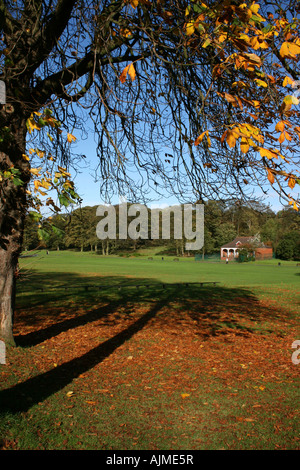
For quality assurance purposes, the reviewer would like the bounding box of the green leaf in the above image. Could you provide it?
[29,211,42,222]
[58,194,70,207]
[37,228,50,241]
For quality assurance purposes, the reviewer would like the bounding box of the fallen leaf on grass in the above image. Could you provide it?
[181,393,190,399]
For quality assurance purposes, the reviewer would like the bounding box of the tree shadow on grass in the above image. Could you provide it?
[0,269,293,414]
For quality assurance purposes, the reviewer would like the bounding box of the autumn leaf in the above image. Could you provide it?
[185,22,195,36]
[120,28,133,38]
[181,393,190,399]
[67,133,76,143]
[128,63,136,81]
[119,63,136,83]
[240,137,250,153]
[280,41,300,59]
[225,128,240,148]
[194,130,210,146]
[282,76,295,87]
[254,79,268,88]
[226,132,236,148]
[30,168,41,176]
[275,121,285,132]
[224,92,237,104]
[243,53,262,67]
[130,0,138,8]
[288,177,296,189]
[267,169,275,184]
[279,131,292,143]
[259,148,279,160]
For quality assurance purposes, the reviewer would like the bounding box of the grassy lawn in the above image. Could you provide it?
[0,251,299,450]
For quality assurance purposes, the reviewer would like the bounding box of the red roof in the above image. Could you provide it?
[221,237,259,248]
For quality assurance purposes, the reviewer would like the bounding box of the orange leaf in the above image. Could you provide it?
[194,130,210,146]
[224,92,237,104]
[226,130,237,148]
[119,63,136,83]
[181,393,190,399]
[130,0,138,8]
[67,133,76,143]
[288,178,296,189]
[128,63,136,81]
[275,121,285,132]
[267,169,274,184]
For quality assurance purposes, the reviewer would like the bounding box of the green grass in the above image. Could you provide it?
[0,251,299,450]
[19,249,300,287]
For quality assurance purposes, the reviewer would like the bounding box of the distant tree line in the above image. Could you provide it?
[22,200,300,261]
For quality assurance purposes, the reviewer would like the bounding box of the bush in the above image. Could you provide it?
[276,232,300,260]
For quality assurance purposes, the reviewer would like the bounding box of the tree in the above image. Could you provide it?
[276,232,300,260]
[1,0,300,345]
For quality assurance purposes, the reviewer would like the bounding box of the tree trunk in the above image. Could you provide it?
[0,249,18,346]
[0,112,28,347]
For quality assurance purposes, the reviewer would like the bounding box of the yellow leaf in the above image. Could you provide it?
[243,53,262,67]
[185,22,195,36]
[67,133,76,143]
[254,79,268,88]
[181,393,190,399]
[40,179,51,190]
[280,41,300,59]
[22,154,30,161]
[252,100,260,108]
[250,2,260,14]
[259,148,279,159]
[30,168,41,175]
[218,33,227,43]
[282,76,295,87]
[27,116,41,133]
[119,63,136,83]
[66,391,74,397]
[240,137,250,153]
[194,130,208,146]
[128,63,136,81]
[130,0,138,8]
